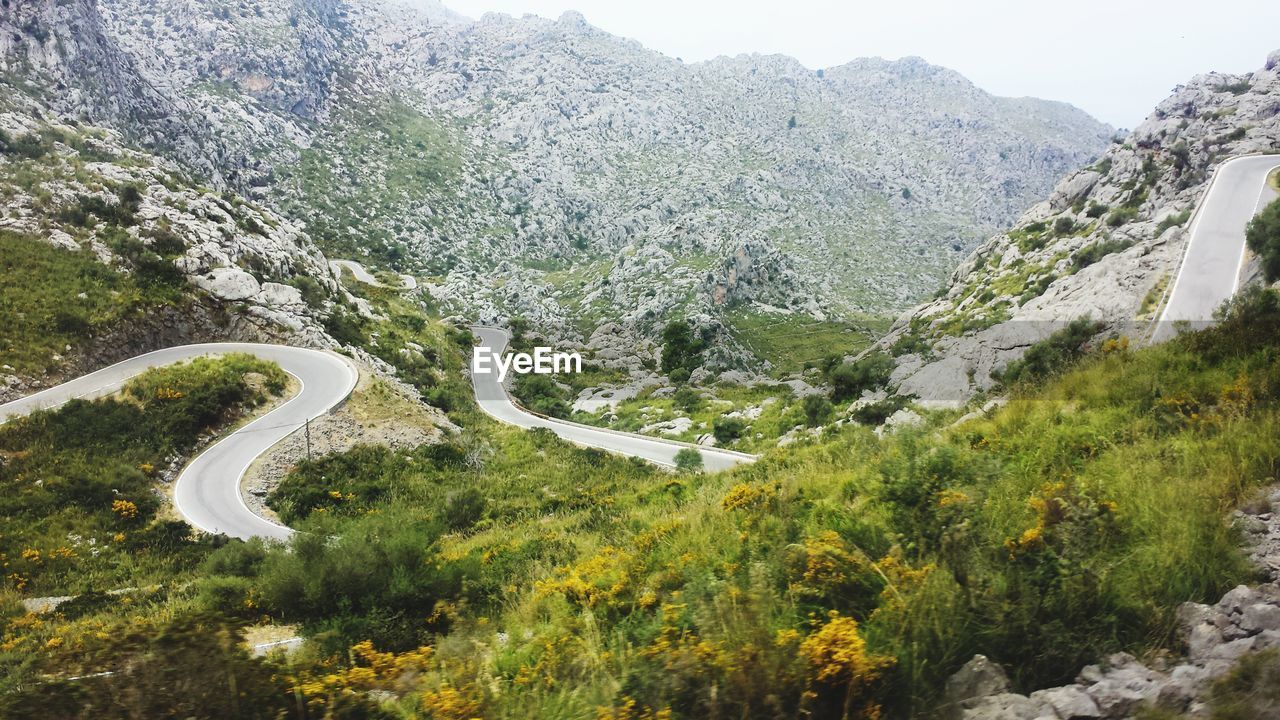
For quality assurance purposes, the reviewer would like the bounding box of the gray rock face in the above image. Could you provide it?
[195,267,261,302]
[877,50,1280,405]
[7,0,1112,368]
[945,654,1012,706]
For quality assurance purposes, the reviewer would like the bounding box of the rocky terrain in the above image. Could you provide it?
[7,0,1113,370]
[944,485,1280,719]
[876,51,1280,406]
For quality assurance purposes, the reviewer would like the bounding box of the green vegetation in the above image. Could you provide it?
[0,232,189,376]
[674,447,703,472]
[727,307,889,375]
[829,352,895,402]
[1246,196,1280,282]
[0,354,285,599]
[994,318,1106,386]
[660,319,707,378]
[278,95,468,270]
[512,373,572,418]
[8,287,1280,717]
[1072,238,1132,272]
[1155,208,1192,236]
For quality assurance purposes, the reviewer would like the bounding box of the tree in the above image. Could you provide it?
[674,448,703,473]
[660,320,707,376]
[1246,196,1280,282]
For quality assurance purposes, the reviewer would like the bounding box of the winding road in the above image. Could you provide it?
[471,326,757,472]
[1151,154,1279,342]
[9,148,1268,542]
[0,344,359,541]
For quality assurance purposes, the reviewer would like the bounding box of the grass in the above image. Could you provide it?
[0,354,286,599]
[0,232,187,376]
[726,306,889,375]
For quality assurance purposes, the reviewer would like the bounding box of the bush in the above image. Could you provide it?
[995,319,1105,385]
[1246,197,1280,282]
[444,487,487,531]
[1106,206,1138,226]
[512,374,571,419]
[802,394,833,426]
[829,353,894,402]
[712,416,746,444]
[1052,217,1076,236]
[673,387,702,413]
[673,447,703,472]
[1071,239,1132,272]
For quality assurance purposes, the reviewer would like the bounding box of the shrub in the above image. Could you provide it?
[673,447,703,472]
[1106,206,1138,226]
[995,319,1105,385]
[672,387,702,413]
[324,307,366,347]
[712,416,746,444]
[802,394,833,426]
[1085,201,1109,218]
[1052,217,1076,236]
[1072,239,1132,271]
[1246,197,1280,282]
[512,374,571,419]
[444,487,486,531]
[829,353,894,402]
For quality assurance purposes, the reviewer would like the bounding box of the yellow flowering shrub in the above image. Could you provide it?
[721,482,777,511]
[534,546,633,608]
[111,499,139,520]
[799,611,892,717]
[596,696,673,720]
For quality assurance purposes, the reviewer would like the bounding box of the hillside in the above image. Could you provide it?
[2,0,1113,370]
[875,50,1280,405]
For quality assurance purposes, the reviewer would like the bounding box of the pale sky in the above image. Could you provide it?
[427,0,1279,128]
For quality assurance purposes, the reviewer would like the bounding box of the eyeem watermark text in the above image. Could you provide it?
[472,347,581,382]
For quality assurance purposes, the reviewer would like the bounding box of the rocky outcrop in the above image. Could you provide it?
[0,0,230,184]
[58,0,1113,364]
[946,487,1280,719]
[878,51,1280,405]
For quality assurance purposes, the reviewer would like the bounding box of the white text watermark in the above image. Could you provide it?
[472,347,582,382]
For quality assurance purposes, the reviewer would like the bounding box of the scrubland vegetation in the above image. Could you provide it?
[6,285,1279,718]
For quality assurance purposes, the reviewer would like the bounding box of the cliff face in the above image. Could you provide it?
[1,0,1115,371]
[876,51,1280,405]
[14,0,1103,361]
[0,0,231,183]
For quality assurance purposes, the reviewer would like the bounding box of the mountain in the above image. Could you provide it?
[5,0,1111,369]
[875,50,1280,405]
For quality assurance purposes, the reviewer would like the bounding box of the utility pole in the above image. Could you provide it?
[305,418,312,462]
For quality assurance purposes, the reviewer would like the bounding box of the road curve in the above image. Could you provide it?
[1152,155,1280,342]
[470,326,756,472]
[0,344,359,541]
[330,259,417,290]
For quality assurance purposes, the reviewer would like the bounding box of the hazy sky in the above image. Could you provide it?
[431,0,1279,128]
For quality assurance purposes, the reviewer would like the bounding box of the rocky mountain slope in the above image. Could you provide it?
[876,50,1280,405]
[6,0,1112,368]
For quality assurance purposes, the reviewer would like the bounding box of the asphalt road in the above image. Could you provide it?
[1152,155,1280,342]
[0,344,359,541]
[330,259,417,290]
[470,326,756,472]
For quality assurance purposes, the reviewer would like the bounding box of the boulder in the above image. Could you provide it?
[944,655,1011,705]
[193,266,260,302]
[1241,603,1280,634]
